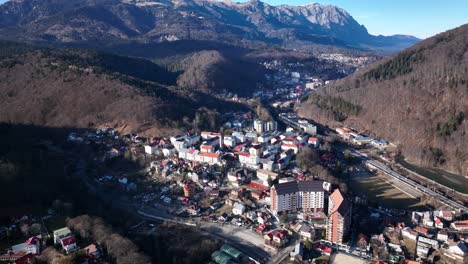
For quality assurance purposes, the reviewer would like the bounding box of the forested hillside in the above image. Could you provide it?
[299,24,468,175]
[0,42,248,134]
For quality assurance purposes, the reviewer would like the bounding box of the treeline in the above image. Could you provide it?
[67,215,150,264]
[134,222,222,264]
[365,49,424,80]
[309,94,362,121]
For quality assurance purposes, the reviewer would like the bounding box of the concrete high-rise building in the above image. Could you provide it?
[271,181,324,215]
[266,120,278,132]
[326,189,351,244]
[254,119,265,133]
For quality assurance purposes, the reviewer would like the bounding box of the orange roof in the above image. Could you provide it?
[329,189,344,212]
[281,143,298,148]
[199,152,220,158]
[415,226,429,234]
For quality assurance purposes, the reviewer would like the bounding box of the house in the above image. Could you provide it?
[11,237,40,255]
[245,132,258,142]
[232,131,246,143]
[435,217,444,229]
[60,236,77,253]
[418,236,439,249]
[232,202,246,215]
[256,169,278,186]
[299,122,317,135]
[201,131,220,140]
[299,224,314,240]
[249,145,263,156]
[402,227,418,241]
[238,152,260,168]
[316,244,332,256]
[412,212,423,224]
[436,230,448,242]
[281,143,300,154]
[262,160,275,171]
[198,152,221,165]
[290,243,304,261]
[450,220,468,231]
[308,137,319,148]
[448,242,468,259]
[144,143,159,155]
[422,212,434,227]
[185,134,201,147]
[201,144,215,153]
[437,210,454,221]
[416,244,430,258]
[352,136,373,145]
[336,127,352,136]
[53,228,73,245]
[371,139,388,148]
[170,133,187,145]
[84,243,101,259]
[223,136,237,148]
[173,140,187,151]
[162,146,176,157]
[414,226,429,237]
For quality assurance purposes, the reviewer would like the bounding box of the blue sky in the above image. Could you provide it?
[0,0,466,38]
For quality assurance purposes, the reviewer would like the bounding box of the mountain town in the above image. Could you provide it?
[0,1,466,264]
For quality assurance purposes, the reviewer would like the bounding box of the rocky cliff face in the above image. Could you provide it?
[0,0,419,53]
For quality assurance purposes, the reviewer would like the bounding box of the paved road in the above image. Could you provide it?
[350,149,468,212]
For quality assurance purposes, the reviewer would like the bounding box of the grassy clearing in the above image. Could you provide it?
[350,175,423,209]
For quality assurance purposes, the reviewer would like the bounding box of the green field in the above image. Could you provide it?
[350,175,424,209]
[398,159,468,194]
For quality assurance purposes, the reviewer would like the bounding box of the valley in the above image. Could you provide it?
[0,1,466,264]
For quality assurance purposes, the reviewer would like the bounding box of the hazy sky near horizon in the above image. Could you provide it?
[0,0,466,39]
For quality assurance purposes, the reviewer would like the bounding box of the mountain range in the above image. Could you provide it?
[0,0,420,54]
[299,24,468,175]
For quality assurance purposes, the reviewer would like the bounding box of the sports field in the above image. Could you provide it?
[350,174,424,209]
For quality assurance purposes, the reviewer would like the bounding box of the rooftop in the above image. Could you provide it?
[272,180,323,195]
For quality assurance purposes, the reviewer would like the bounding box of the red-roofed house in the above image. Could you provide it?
[308,137,319,148]
[197,152,221,165]
[11,237,40,255]
[414,226,429,236]
[60,236,77,253]
[200,144,215,153]
[451,220,468,231]
[281,143,300,154]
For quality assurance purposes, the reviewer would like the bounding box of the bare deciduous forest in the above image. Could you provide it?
[299,24,468,175]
